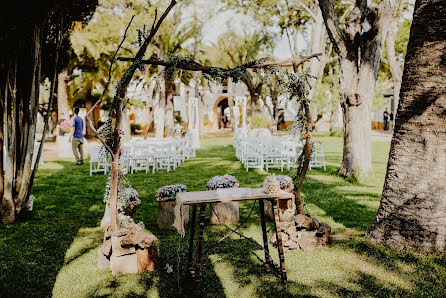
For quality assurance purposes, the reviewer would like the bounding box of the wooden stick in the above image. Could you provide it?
[116,53,322,73]
[109,0,177,232]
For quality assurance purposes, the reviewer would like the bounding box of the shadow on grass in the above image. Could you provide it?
[0,161,107,297]
[3,136,444,297]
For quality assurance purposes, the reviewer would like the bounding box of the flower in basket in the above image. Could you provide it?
[60,119,71,134]
[156,184,187,201]
[206,175,239,190]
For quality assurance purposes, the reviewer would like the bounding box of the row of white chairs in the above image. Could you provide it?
[90,133,196,176]
[233,132,326,172]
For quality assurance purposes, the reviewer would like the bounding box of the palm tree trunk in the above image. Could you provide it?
[57,70,70,121]
[368,0,446,252]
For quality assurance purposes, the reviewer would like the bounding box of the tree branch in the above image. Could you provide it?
[296,0,317,20]
[318,0,348,56]
[85,15,135,118]
[116,53,322,73]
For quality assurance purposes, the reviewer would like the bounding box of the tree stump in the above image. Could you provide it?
[209,202,239,225]
[99,223,158,275]
[158,199,189,230]
[207,178,240,225]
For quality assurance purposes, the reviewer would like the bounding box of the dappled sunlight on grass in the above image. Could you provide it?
[53,226,159,297]
[2,134,445,297]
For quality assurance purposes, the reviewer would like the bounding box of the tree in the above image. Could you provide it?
[318,0,400,178]
[69,0,151,138]
[209,31,273,115]
[152,5,196,137]
[0,1,97,224]
[368,0,446,252]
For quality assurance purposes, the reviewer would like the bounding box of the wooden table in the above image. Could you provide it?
[176,188,294,294]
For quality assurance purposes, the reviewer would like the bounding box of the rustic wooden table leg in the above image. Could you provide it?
[272,199,288,284]
[259,199,272,272]
[187,205,197,272]
[193,204,206,295]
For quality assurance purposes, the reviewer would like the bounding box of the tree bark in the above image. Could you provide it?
[386,17,403,116]
[319,0,400,178]
[164,83,175,137]
[85,90,98,139]
[227,77,235,130]
[154,46,165,138]
[368,0,446,252]
[306,5,327,102]
[57,70,70,121]
[1,27,41,223]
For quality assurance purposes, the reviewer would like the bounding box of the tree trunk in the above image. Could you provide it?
[319,0,400,178]
[338,59,373,177]
[386,17,403,116]
[154,47,165,138]
[164,83,174,137]
[227,77,235,130]
[1,27,41,223]
[306,6,327,102]
[85,91,98,139]
[368,0,446,252]
[330,102,340,133]
[146,79,156,132]
[57,70,70,121]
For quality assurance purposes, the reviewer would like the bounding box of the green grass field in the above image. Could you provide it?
[0,134,444,297]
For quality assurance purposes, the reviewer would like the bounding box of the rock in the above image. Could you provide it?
[136,246,158,271]
[298,231,320,251]
[271,214,332,251]
[99,224,159,274]
[316,222,332,245]
[295,214,320,230]
[111,252,138,276]
[264,198,296,222]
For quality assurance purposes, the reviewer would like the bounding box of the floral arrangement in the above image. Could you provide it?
[206,175,239,190]
[156,184,187,201]
[60,119,71,134]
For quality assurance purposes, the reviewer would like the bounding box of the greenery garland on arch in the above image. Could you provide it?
[93,0,321,233]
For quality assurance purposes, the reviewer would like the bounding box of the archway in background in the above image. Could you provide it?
[213,97,229,129]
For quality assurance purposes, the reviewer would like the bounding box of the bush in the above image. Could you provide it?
[130,123,142,133]
[249,113,270,128]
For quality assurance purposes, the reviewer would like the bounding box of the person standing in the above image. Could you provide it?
[390,112,394,131]
[383,108,389,131]
[70,107,85,165]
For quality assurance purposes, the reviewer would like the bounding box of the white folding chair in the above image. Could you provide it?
[264,142,284,171]
[309,142,326,170]
[244,142,263,172]
[89,147,108,176]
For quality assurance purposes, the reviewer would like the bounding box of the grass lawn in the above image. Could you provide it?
[0,134,445,297]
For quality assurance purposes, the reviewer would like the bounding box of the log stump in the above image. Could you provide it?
[157,199,189,230]
[209,202,239,225]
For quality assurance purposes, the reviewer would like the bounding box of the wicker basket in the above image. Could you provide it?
[263,174,281,194]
